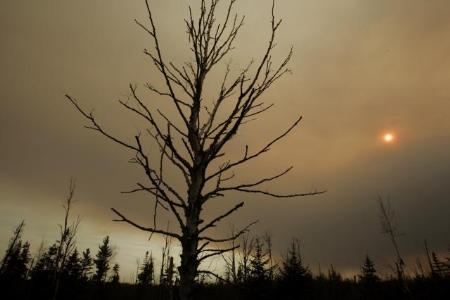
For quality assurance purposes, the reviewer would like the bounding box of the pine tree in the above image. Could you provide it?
[279,239,311,299]
[0,221,27,279]
[249,238,270,283]
[32,243,58,282]
[0,240,31,281]
[63,249,81,281]
[165,256,174,286]
[93,236,113,284]
[359,255,379,284]
[110,263,120,284]
[280,239,310,283]
[18,241,31,279]
[80,248,93,281]
[137,251,154,286]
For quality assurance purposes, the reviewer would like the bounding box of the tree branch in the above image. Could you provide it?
[111,208,181,240]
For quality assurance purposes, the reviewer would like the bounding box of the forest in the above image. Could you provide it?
[0,215,449,300]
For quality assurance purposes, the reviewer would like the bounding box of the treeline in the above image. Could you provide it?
[0,220,449,300]
[0,220,178,300]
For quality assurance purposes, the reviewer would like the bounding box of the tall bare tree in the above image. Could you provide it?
[66,1,322,299]
[377,195,405,280]
[52,179,80,300]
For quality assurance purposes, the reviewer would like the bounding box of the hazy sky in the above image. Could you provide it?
[1,0,449,281]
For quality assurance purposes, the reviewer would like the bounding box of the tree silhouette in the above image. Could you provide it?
[62,249,82,281]
[0,224,31,300]
[249,238,270,283]
[377,196,405,281]
[359,255,379,284]
[0,240,30,282]
[280,238,310,282]
[52,179,80,300]
[0,221,26,278]
[80,248,93,281]
[66,0,322,299]
[137,251,154,286]
[31,243,58,287]
[279,239,311,299]
[110,263,120,284]
[327,265,342,282]
[358,255,380,299]
[93,236,113,284]
[237,233,254,283]
[431,252,449,277]
[161,256,175,287]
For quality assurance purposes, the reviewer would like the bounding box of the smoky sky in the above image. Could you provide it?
[1,0,449,280]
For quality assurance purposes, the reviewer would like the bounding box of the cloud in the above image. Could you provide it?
[1,0,449,278]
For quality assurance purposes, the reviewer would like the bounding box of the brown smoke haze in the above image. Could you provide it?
[1,0,449,279]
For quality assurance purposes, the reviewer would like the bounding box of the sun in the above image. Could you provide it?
[383,133,395,143]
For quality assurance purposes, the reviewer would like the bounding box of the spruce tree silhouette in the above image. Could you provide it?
[32,244,58,284]
[249,238,270,284]
[359,255,379,284]
[80,248,93,281]
[110,263,120,284]
[62,249,82,281]
[358,256,381,300]
[93,236,113,284]
[280,239,311,299]
[0,221,26,278]
[137,251,154,286]
[0,223,32,300]
[3,241,30,281]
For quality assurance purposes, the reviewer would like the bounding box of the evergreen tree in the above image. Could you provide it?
[32,243,58,283]
[18,241,31,279]
[110,263,120,284]
[93,236,113,284]
[279,239,311,299]
[249,238,270,283]
[165,256,175,286]
[0,221,26,279]
[137,251,154,286]
[0,240,31,281]
[62,249,81,281]
[280,239,310,283]
[80,248,93,280]
[359,255,379,284]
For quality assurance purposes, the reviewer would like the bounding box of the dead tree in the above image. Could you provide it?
[66,1,322,299]
[222,226,239,283]
[377,196,405,280]
[52,179,80,300]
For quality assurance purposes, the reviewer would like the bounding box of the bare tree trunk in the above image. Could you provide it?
[179,168,203,300]
[377,196,404,280]
[179,238,198,299]
[67,1,323,300]
[52,179,79,300]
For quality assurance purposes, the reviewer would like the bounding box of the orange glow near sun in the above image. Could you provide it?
[383,133,395,143]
